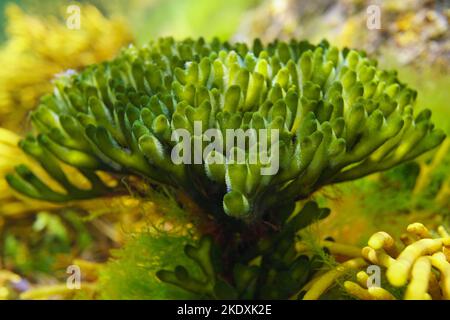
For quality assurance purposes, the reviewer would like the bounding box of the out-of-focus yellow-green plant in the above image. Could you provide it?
[0,5,136,280]
[0,4,133,131]
[0,3,133,217]
[0,270,24,300]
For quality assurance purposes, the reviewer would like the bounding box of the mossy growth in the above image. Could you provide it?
[98,232,202,299]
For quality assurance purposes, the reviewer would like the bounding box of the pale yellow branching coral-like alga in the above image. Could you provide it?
[299,223,450,300]
[0,4,132,130]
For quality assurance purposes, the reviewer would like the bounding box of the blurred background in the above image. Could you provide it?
[0,0,448,299]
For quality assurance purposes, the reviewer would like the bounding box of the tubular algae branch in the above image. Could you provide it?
[6,37,444,222]
[4,37,446,300]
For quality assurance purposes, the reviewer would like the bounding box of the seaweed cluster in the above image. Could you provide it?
[0,4,132,130]
[4,37,445,299]
[303,223,450,300]
[6,37,444,221]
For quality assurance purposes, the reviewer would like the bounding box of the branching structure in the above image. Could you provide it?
[5,37,446,299]
[6,37,444,219]
[302,223,450,300]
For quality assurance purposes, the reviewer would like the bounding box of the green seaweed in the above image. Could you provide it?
[5,37,445,300]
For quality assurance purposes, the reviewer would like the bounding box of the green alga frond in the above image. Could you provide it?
[6,37,444,221]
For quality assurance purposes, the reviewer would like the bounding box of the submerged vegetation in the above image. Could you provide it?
[0,4,132,131]
[305,223,450,300]
[6,38,445,215]
[3,36,447,299]
[0,0,449,301]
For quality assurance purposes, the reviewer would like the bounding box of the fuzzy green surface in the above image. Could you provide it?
[98,232,201,299]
